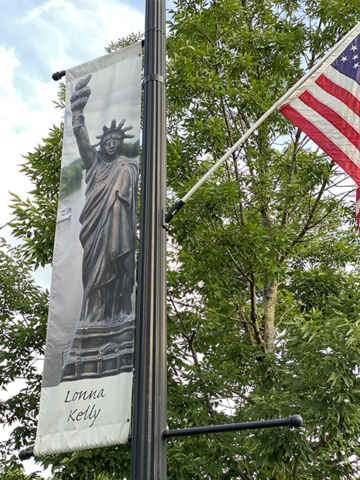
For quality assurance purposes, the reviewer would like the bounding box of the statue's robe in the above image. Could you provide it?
[78,152,138,324]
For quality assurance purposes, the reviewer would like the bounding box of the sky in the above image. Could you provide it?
[0,0,145,283]
[0,0,145,475]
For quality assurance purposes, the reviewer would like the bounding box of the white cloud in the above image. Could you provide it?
[0,47,19,89]
[0,46,62,228]
[23,0,144,73]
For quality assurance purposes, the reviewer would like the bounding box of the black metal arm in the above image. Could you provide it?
[126,414,302,443]
[163,414,303,438]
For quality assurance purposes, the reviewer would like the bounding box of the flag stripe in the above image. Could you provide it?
[316,74,360,117]
[288,98,360,168]
[325,67,360,102]
[281,104,360,186]
[307,83,360,134]
[299,90,360,150]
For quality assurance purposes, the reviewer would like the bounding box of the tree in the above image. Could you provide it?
[163,0,360,477]
[0,456,43,480]
[3,1,360,478]
[0,242,48,477]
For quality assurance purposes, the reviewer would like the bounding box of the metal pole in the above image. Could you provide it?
[130,0,167,475]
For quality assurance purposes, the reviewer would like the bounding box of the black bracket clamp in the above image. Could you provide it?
[165,200,185,224]
[19,448,35,461]
[52,70,66,81]
[143,74,165,86]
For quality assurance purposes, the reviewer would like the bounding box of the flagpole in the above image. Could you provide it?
[165,23,359,224]
[130,0,167,476]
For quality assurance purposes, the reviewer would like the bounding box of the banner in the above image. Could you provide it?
[34,42,142,455]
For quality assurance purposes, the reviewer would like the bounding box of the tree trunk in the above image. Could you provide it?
[263,279,278,353]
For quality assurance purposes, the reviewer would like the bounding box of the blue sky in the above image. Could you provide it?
[0,0,146,290]
[1,0,145,87]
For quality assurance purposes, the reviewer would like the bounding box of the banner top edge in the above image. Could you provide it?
[66,42,142,83]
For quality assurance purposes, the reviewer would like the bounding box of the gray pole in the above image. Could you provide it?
[130,0,167,475]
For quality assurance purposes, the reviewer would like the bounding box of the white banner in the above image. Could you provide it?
[34,42,142,455]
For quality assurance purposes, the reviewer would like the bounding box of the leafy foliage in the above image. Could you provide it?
[60,159,83,199]
[9,123,63,269]
[0,242,48,476]
[164,0,360,478]
[0,456,43,480]
[3,3,360,479]
[105,32,144,54]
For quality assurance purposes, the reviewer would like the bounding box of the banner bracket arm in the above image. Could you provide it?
[163,415,303,439]
[19,415,302,461]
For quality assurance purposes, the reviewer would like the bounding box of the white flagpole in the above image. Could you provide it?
[165,23,359,223]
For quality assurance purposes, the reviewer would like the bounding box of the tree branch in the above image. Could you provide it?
[291,175,329,247]
[281,128,301,227]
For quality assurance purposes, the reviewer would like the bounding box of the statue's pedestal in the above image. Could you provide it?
[61,316,134,382]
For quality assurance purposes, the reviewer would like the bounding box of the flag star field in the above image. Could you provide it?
[332,37,360,82]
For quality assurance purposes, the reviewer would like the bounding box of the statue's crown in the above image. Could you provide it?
[95,119,135,146]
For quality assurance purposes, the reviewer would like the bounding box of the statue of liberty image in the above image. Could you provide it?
[61,74,138,382]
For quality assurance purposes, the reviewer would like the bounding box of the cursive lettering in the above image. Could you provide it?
[64,388,105,403]
[67,404,101,428]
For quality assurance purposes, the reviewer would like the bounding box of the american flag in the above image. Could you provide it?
[280,25,360,232]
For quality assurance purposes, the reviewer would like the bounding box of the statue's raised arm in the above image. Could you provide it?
[70,74,95,169]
